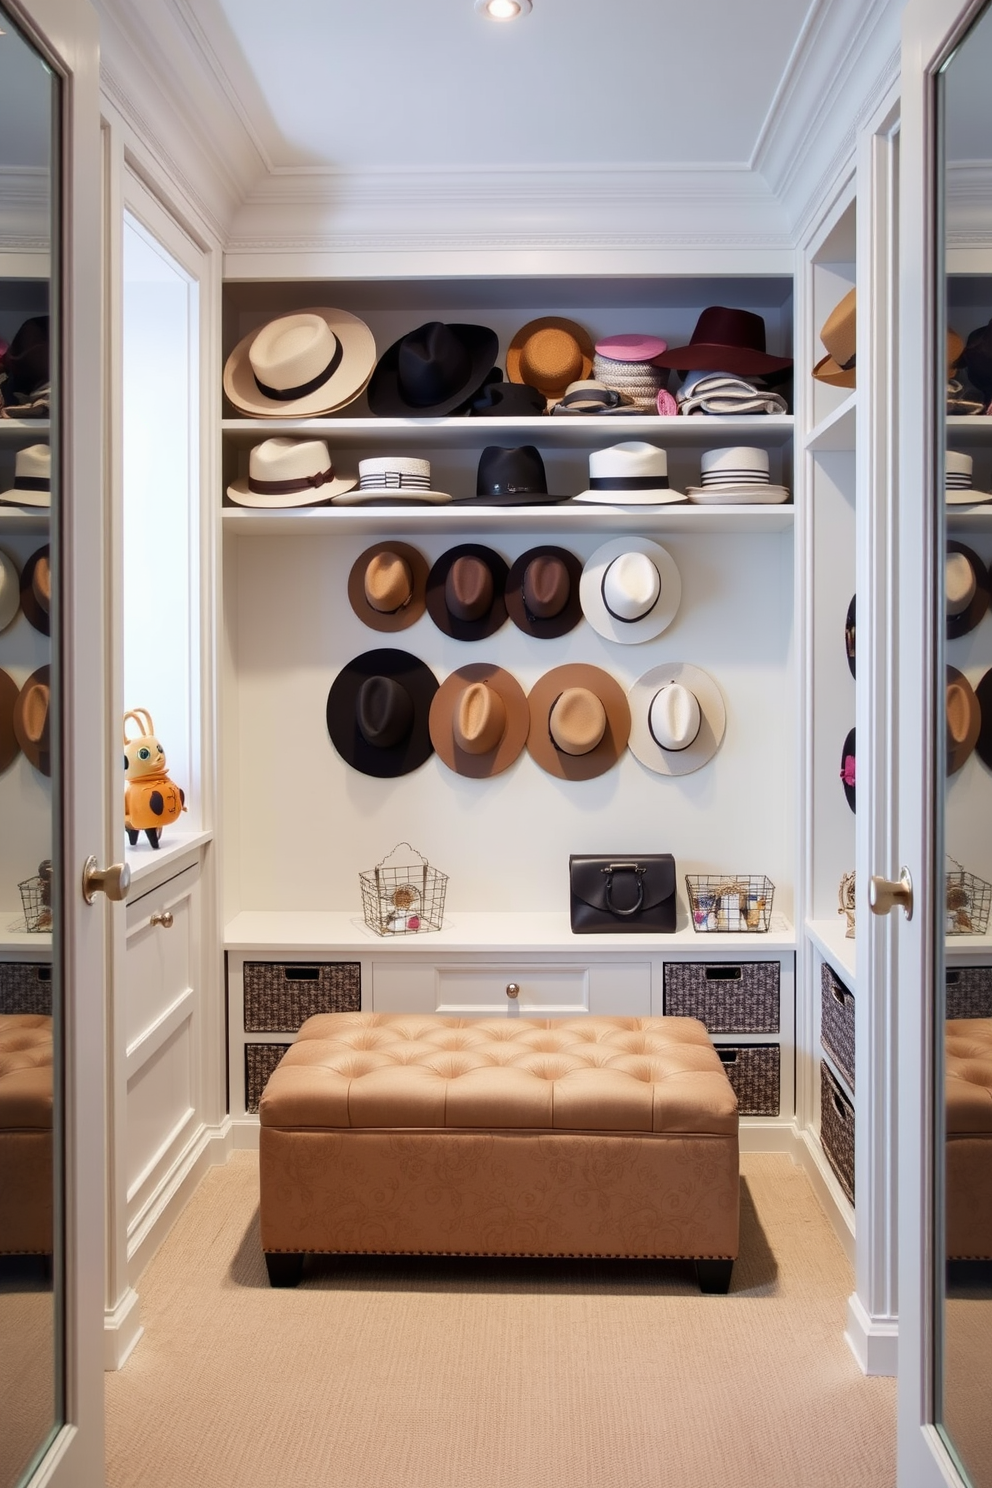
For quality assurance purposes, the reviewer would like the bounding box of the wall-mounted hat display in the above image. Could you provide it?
[573,441,686,507]
[347,542,429,632]
[428,663,529,779]
[845,595,856,679]
[0,444,50,508]
[336,456,451,506]
[652,306,793,377]
[973,668,992,772]
[226,437,356,508]
[427,545,509,641]
[20,545,49,636]
[14,664,50,776]
[0,549,20,632]
[505,545,583,639]
[946,541,990,638]
[812,288,856,387]
[0,668,19,773]
[946,451,991,506]
[627,663,727,777]
[946,665,981,775]
[580,536,681,645]
[367,320,499,417]
[223,308,376,418]
[453,445,570,507]
[526,663,630,781]
[840,728,855,813]
[468,379,546,417]
[326,649,438,778]
[506,318,594,400]
[686,446,790,505]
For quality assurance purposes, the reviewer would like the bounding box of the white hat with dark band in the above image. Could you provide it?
[579,536,681,645]
[227,438,356,507]
[627,663,727,776]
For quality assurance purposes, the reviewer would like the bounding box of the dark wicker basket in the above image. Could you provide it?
[243,961,361,1032]
[663,961,779,1033]
[716,1044,780,1116]
[945,965,992,1020]
[820,963,855,1093]
[0,962,52,1016]
[820,1061,855,1205]
[244,1043,292,1114]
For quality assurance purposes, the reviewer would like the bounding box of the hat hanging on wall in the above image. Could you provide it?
[426,544,509,641]
[652,306,793,377]
[812,288,856,387]
[973,667,992,772]
[347,542,429,632]
[840,727,856,813]
[334,456,451,505]
[326,648,439,778]
[223,307,377,418]
[453,445,571,507]
[579,536,681,645]
[226,437,356,508]
[20,545,50,636]
[626,663,727,777]
[0,549,20,632]
[0,668,20,773]
[506,318,594,400]
[946,665,981,775]
[13,664,50,777]
[946,541,990,638]
[845,595,856,679]
[0,444,51,508]
[428,663,530,779]
[573,442,686,507]
[367,321,499,417]
[504,545,584,639]
[526,663,631,781]
[686,446,790,505]
[946,451,992,506]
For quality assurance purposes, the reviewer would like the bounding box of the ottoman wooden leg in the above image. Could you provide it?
[695,1259,733,1294]
[265,1252,304,1288]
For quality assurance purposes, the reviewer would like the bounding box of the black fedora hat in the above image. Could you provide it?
[469,378,547,418]
[367,321,499,418]
[505,545,584,639]
[946,541,990,639]
[974,667,992,772]
[426,545,509,642]
[326,648,439,778]
[840,727,856,813]
[960,318,992,400]
[845,595,856,679]
[453,446,571,508]
[2,315,49,397]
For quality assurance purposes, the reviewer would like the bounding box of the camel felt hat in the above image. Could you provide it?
[627,663,727,777]
[580,536,681,645]
[0,444,50,508]
[13,665,51,776]
[428,663,529,778]
[426,545,509,642]
[686,446,790,505]
[505,545,584,639]
[0,549,20,632]
[526,663,631,781]
[453,445,571,507]
[367,320,499,418]
[946,542,990,638]
[972,667,992,771]
[0,668,19,773]
[947,666,981,775]
[326,648,438,778]
[348,542,429,632]
[573,442,686,506]
[20,545,50,636]
[223,307,376,418]
[506,318,594,399]
[946,450,991,506]
[334,456,451,505]
[227,438,356,507]
[813,288,856,387]
[653,306,793,377]
[841,728,856,812]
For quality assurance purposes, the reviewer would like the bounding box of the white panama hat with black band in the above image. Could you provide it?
[627,663,727,777]
[573,441,687,506]
[579,536,681,645]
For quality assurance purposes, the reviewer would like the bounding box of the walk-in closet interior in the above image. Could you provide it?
[0,0,989,1484]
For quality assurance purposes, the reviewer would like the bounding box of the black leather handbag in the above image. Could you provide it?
[568,855,677,934]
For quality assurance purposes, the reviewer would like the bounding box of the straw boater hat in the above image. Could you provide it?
[226,438,356,508]
[947,666,981,775]
[335,456,451,506]
[840,728,856,812]
[0,549,20,632]
[626,663,727,777]
[579,536,681,645]
[506,318,594,400]
[325,649,439,779]
[526,663,631,781]
[813,289,856,387]
[0,668,19,773]
[20,545,50,636]
[453,445,570,507]
[0,444,51,508]
[653,307,793,377]
[367,321,499,417]
[428,663,530,779]
[686,446,790,505]
[946,541,990,639]
[348,542,429,633]
[504,545,584,639]
[946,451,991,506]
[223,307,376,418]
[426,545,509,641]
[573,442,686,506]
[13,664,50,776]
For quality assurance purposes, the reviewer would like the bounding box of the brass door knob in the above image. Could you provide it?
[869,868,914,921]
[506,982,520,999]
[150,910,174,929]
[81,856,131,905]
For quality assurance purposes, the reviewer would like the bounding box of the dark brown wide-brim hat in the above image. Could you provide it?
[946,541,990,639]
[973,667,992,771]
[367,321,499,418]
[0,667,19,773]
[429,663,530,778]
[527,663,631,781]
[947,665,981,775]
[426,544,509,641]
[652,306,793,377]
[326,649,439,778]
[347,542,429,633]
[13,664,51,776]
[505,545,584,639]
[20,545,50,637]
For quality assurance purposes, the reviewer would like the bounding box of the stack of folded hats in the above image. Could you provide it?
[653,306,793,416]
[675,371,788,416]
[592,334,668,411]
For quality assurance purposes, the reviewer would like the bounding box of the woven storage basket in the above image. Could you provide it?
[0,962,52,1016]
[945,965,992,1020]
[820,1061,855,1205]
[245,1043,291,1114]
[716,1044,779,1116]
[685,874,774,933]
[663,961,779,1033]
[820,963,855,1092]
[243,961,360,1032]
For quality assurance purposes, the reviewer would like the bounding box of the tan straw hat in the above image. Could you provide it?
[527,663,630,781]
[20,545,49,636]
[506,318,594,399]
[429,663,529,778]
[223,307,376,418]
[347,542,429,633]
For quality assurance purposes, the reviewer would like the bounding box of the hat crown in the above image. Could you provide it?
[365,552,413,614]
[946,550,977,614]
[690,305,768,355]
[519,327,584,393]
[21,681,49,746]
[453,681,506,755]
[946,450,973,478]
[397,322,471,408]
[699,445,771,486]
[248,313,337,394]
[523,555,569,619]
[549,687,607,756]
[595,333,667,362]
[446,555,494,621]
[3,315,49,393]
[947,680,972,746]
[32,553,50,613]
[588,440,669,483]
[648,683,701,752]
[13,444,50,482]
[356,675,413,749]
[476,445,546,498]
[601,551,661,622]
[248,437,333,485]
[819,289,856,365]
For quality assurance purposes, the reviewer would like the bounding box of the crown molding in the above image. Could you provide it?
[0,166,49,250]
[946,162,992,245]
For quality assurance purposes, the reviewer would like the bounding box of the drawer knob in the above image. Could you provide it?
[150,910,174,929]
[506,982,520,999]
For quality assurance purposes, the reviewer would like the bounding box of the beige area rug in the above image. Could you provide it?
[105,1151,896,1488]
[944,1271,992,1488]
[0,1279,55,1488]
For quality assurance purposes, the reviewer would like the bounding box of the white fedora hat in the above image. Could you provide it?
[223,307,376,418]
[0,444,50,508]
[573,442,686,506]
[686,446,790,505]
[946,450,991,506]
[627,663,727,776]
[0,548,19,632]
[333,456,451,506]
[227,438,356,507]
[579,536,681,645]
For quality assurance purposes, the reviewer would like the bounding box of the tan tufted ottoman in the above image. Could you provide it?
[0,1013,53,1256]
[259,1012,739,1293]
[946,1018,992,1260]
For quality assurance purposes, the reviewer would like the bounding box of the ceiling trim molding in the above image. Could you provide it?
[947,162,992,244]
[226,231,796,253]
[0,166,49,249]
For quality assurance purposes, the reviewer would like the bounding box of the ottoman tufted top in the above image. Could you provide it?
[259,1012,737,1136]
[0,1013,53,1129]
[946,1018,992,1134]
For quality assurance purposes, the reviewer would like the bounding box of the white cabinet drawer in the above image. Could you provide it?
[372,959,651,1017]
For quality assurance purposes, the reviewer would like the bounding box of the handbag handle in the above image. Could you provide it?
[601,862,645,916]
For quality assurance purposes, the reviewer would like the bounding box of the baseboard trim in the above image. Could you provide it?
[126,1118,234,1286]
[231,1116,261,1150]
[846,1290,898,1377]
[104,1285,142,1371]
[790,1126,856,1266]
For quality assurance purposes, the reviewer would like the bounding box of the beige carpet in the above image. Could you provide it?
[0,1281,55,1488]
[944,1270,992,1488]
[105,1151,896,1488]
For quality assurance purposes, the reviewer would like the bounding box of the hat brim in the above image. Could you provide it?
[426,545,509,641]
[469,384,547,418]
[223,307,376,418]
[326,648,438,778]
[429,664,530,778]
[973,667,992,772]
[505,545,584,639]
[226,473,357,507]
[947,665,981,775]
[0,667,19,773]
[846,595,856,680]
[653,344,793,375]
[333,488,452,506]
[0,550,20,632]
[506,318,595,397]
[627,663,726,777]
[20,546,49,636]
[947,541,991,638]
[366,323,499,418]
[686,485,790,505]
[572,487,687,506]
[0,488,50,507]
[946,489,992,505]
[812,353,856,388]
[842,726,856,813]
[13,664,50,776]
[451,491,573,507]
[594,337,668,362]
[526,664,631,781]
[580,537,682,645]
[347,542,429,633]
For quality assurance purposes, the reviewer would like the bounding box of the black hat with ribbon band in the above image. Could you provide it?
[223,307,376,418]
[505,545,584,639]
[227,438,356,508]
[367,321,499,418]
[326,649,439,778]
[2,316,49,397]
[452,446,571,507]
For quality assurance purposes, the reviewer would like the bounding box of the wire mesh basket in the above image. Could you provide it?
[18,875,52,933]
[685,874,774,933]
[359,843,447,936]
[946,857,991,935]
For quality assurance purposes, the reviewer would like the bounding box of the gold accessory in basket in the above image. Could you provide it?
[838,871,856,939]
[685,874,774,933]
[946,856,991,935]
[360,842,447,936]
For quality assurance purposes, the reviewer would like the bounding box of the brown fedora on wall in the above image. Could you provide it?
[347,542,429,633]
[20,545,50,636]
[13,665,50,776]
[505,545,584,639]
[947,665,981,775]
[429,663,529,778]
[0,668,20,773]
[426,545,509,642]
[527,663,630,781]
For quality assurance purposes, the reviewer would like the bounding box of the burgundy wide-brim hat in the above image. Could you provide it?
[652,306,793,377]
[367,321,499,418]
[841,727,856,813]
[13,664,51,776]
[0,667,19,773]
[20,545,50,636]
[326,648,439,779]
[426,544,509,641]
[347,542,429,633]
[526,663,631,781]
[505,545,584,639]
[428,663,530,779]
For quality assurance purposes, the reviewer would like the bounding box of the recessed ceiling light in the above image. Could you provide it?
[475,0,531,20]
